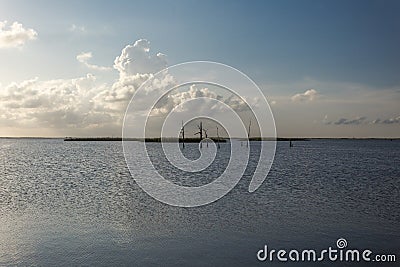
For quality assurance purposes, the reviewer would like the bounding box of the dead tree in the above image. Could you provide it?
[216,125,220,149]
[180,120,185,149]
[194,121,203,148]
[203,128,209,148]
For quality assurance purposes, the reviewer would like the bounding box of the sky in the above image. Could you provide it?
[0,0,399,137]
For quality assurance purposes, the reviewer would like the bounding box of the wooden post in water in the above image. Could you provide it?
[204,128,209,148]
[180,120,185,149]
[216,125,220,149]
[247,119,251,148]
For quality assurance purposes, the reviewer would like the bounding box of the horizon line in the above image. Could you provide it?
[1,136,400,140]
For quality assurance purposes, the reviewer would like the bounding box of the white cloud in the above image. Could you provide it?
[0,38,174,136]
[0,21,37,48]
[4,36,396,138]
[150,85,220,115]
[291,89,319,102]
[0,36,265,136]
[149,84,254,118]
[95,39,173,113]
[0,74,122,130]
[114,39,167,77]
[76,52,112,71]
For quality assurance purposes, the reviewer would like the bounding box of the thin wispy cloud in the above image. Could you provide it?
[333,116,367,125]
[323,115,400,126]
[371,116,400,125]
[0,21,37,48]
[382,116,400,124]
[76,52,112,71]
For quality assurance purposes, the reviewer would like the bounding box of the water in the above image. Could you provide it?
[0,139,399,266]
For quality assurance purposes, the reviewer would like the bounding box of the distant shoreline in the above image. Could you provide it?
[1,137,399,141]
[63,137,400,142]
[64,137,227,142]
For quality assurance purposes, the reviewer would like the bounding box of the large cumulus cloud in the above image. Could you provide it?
[0,74,112,129]
[114,39,167,77]
[0,39,174,135]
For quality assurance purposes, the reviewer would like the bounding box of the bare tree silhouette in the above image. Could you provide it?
[247,119,251,148]
[194,121,203,148]
[180,120,185,149]
[203,128,209,148]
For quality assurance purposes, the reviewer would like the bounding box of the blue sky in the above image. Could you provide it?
[0,0,399,137]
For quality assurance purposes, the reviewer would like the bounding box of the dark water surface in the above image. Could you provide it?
[0,139,399,266]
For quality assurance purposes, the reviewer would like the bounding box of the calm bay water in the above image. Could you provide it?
[0,139,399,266]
